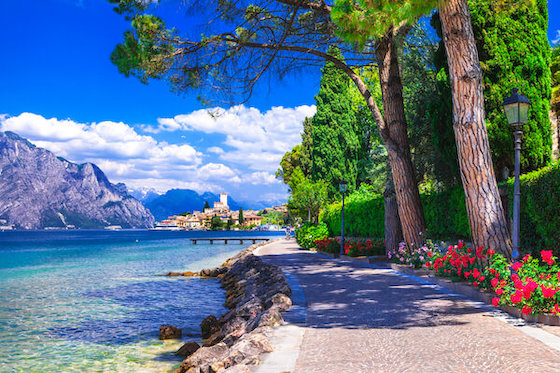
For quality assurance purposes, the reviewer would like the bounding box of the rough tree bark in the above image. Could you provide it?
[375,31,426,249]
[439,0,513,259]
[384,176,404,253]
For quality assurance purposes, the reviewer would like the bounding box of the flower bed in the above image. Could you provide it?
[314,237,385,257]
[387,241,439,269]
[424,241,560,322]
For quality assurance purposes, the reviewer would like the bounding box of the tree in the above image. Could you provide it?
[203,201,210,211]
[333,0,514,257]
[469,0,552,175]
[551,45,560,158]
[308,46,362,199]
[288,171,328,222]
[109,0,426,249]
[238,207,244,225]
[211,215,223,230]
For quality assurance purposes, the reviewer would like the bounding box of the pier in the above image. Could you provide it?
[190,237,271,245]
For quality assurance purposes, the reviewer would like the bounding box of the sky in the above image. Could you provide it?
[0,0,559,205]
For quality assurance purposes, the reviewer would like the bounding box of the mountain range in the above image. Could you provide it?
[0,131,154,229]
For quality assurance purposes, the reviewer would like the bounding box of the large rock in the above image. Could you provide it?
[176,341,201,357]
[159,325,182,340]
[200,315,221,339]
[246,309,284,332]
[176,342,229,373]
[266,293,292,312]
[0,131,154,229]
[235,296,263,320]
[217,364,251,373]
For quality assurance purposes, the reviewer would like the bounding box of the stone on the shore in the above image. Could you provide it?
[159,324,182,340]
[266,293,292,312]
[217,364,251,373]
[235,296,263,320]
[200,315,221,339]
[176,342,229,373]
[176,341,201,357]
[246,309,284,332]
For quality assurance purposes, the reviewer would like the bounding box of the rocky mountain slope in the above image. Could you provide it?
[0,131,154,229]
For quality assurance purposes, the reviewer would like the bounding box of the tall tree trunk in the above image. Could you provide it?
[439,0,513,259]
[384,176,403,253]
[375,31,426,249]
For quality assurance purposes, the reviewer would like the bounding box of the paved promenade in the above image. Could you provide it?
[254,240,560,373]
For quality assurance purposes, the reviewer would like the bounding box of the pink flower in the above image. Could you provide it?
[492,297,500,307]
[511,262,523,271]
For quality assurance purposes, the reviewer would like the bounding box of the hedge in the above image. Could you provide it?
[321,161,560,254]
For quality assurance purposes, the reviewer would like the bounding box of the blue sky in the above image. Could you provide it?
[0,0,559,205]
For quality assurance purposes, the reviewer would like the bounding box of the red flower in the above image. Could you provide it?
[511,291,523,304]
[492,297,500,307]
[491,278,499,288]
[514,280,524,290]
[479,276,485,282]
[472,268,481,279]
[511,273,519,282]
[500,279,507,287]
[552,304,560,314]
[522,254,531,263]
[487,249,496,256]
[473,281,479,287]
[496,288,504,296]
[522,305,533,316]
[511,262,523,271]
[541,250,555,265]
[489,268,496,275]
[541,285,557,298]
[464,271,471,278]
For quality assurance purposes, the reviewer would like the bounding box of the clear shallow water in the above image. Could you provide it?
[0,230,282,372]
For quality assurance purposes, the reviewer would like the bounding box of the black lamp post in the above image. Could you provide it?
[339,180,348,257]
[502,88,531,257]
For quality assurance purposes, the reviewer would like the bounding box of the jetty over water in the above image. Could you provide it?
[190,237,271,245]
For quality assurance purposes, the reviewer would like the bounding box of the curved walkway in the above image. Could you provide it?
[253,240,560,373]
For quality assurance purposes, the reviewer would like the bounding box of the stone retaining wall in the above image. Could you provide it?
[171,239,293,373]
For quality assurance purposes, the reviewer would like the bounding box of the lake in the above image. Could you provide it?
[0,230,283,372]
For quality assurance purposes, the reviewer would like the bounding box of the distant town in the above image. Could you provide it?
[153,193,288,231]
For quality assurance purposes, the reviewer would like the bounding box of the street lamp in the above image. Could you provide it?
[339,180,348,257]
[502,87,531,256]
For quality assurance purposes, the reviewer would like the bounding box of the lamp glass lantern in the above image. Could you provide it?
[339,180,348,194]
[502,88,531,130]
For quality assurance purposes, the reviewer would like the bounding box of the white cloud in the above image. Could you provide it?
[155,104,316,171]
[554,30,560,45]
[0,107,306,204]
[207,146,224,154]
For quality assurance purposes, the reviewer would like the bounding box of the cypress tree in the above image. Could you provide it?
[238,207,244,225]
[309,46,361,199]
[469,0,552,174]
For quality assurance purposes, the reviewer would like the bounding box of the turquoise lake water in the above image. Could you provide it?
[0,230,282,372]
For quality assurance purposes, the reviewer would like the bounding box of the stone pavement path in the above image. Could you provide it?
[254,240,560,373]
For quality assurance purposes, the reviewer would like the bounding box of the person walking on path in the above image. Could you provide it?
[254,240,560,373]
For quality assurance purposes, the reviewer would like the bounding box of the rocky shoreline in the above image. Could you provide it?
[165,239,292,373]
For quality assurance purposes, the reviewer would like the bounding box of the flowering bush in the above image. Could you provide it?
[488,250,560,316]
[315,237,385,257]
[388,241,439,269]
[424,241,560,317]
[426,241,493,287]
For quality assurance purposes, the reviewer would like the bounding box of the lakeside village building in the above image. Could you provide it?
[154,193,287,230]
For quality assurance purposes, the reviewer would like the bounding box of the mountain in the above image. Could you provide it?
[145,189,247,221]
[0,131,154,229]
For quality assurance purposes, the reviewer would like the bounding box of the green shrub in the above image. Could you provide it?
[295,222,329,250]
[503,161,560,255]
[321,184,384,237]
[322,162,560,255]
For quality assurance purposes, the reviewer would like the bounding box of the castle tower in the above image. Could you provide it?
[220,192,228,207]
